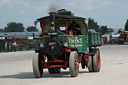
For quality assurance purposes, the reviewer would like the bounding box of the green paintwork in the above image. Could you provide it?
[88,32,101,47]
[37,11,102,54]
[44,30,101,54]
[44,35,88,53]
[67,36,88,53]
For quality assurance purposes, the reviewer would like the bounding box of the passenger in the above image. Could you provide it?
[68,21,82,35]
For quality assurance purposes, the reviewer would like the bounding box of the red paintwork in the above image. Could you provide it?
[71,30,74,35]
[41,59,69,68]
[42,21,44,41]
[65,51,67,60]
[43,33,47,35]
[75,56,78,72]
[65,48,71,52]
[41,65,67,68]
[62,30,66,33]
[66,20,68,35]
[66,20,68,42]
[48,59,64,63]
[84,54,88,61]
[98,54,100,68]
[40,48,72,68]
[41,48,46,60]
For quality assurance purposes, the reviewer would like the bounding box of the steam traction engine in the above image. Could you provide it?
[32,11,102,78]
[118,30,128,44]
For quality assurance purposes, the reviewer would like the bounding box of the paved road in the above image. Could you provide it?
[0,45,128,85]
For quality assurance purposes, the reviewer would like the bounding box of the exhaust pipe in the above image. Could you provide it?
[49,12,56,31]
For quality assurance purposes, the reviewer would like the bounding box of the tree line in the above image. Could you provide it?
[0,22,38,32]
[0,19,120,35]
[125,19,128,31]
[88,18,115,35]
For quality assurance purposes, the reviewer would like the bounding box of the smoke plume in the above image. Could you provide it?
[48,0,62,12]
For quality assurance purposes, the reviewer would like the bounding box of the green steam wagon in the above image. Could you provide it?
[32,10,102,78]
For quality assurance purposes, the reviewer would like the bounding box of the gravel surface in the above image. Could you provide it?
[0,45,128,85]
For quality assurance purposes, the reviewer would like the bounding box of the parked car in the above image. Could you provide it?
[109,37,118,44]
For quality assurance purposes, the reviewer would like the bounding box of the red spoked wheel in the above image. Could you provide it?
[93,49,101,72]
[69,51,79,77]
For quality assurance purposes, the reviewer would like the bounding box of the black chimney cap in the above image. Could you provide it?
[49,12,56,15]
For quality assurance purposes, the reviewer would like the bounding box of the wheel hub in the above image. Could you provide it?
[75,56,79,72]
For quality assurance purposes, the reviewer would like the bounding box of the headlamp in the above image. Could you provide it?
[64,42,68,47]
[40,43,44,47]
[50,27,55,31]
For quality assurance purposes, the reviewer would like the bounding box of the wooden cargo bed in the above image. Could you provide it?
[88,32,102,47]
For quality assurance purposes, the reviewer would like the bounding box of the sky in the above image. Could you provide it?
[0,0,128,30]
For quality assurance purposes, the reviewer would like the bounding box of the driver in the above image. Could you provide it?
[68,21,82,35]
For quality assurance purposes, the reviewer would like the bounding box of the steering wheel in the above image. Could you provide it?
[73,28,82,35]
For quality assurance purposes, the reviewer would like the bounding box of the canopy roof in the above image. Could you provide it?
[37,14,85,21]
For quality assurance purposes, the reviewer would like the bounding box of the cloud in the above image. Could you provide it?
[76,0,94,11]
[0,0,11,7]
[2,0,11,4]
[96,0,112,6]
[20,11,25,15]
[35,5,49,13]
[65,0,94,11]
[66,3,75,6]
[0,0,128,29]
[16,1,30,7]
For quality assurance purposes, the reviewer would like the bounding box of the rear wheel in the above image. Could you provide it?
[88,55,94,72]
[93,49,101,72]
[69,51,79,77]
[32,53,43,78]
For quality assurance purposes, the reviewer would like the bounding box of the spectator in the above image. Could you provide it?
[5,42,7,52]
[12,41,17,52]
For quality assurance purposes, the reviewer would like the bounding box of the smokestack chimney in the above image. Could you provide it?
[49,12,56,31]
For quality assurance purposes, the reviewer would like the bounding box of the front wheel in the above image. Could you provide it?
[32,53,43,78]
[69,51,79,77]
